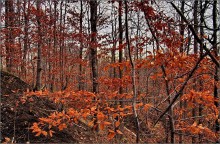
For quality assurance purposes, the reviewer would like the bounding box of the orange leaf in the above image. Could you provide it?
[108,131,116,140]
[115,121,120,128]
[31,122,38,129]
[136,102,143,108]
[100,122,105,130]
[192,121,197,127]
[56,119,61,125]
[103,121,111,125]
[108,129,115,133]
[39,117,51,123]
[116,130,123,135]
[113,113,118,119]
[41,131,48,136]
[157,73,163,77]
[31,123,41,133]
[35,131,41,136]
[178,78,185,83]
[97,112,105,121]
[143,104,152,112]
[49,130,55,137]
[91,106,97,112]
[74,118,78,124]
[88,120,94,127]
[58,123,67,131]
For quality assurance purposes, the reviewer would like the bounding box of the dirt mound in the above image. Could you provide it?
[0,71,77,143]
[1,71,30,96]
[0,71,140,143]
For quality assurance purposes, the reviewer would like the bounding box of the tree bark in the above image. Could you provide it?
[79,0,84,91]
[5,0,14,72]
[124,1,140,143]
[35,0,42,91]
[111,2,116,79]
[21,0,30,80]
[59,1,64,90]
[118,0,123,106]
[179,1,185,142]
[90,0,98,94]
[192,1,198,143]
[50,1,57,92]
[212,1,219,143]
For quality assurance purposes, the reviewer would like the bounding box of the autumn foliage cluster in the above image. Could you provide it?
[1,0,219,143]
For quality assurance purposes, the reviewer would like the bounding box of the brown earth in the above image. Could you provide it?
[0,71,135,143]
[0,71,165,143]
[0,71,78,143]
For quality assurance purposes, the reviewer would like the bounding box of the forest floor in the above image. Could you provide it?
[0,71,139,143]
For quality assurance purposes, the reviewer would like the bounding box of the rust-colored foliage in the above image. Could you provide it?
[1,0,219,143]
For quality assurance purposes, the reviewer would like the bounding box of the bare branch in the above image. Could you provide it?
[154,52,209,126]
[170,2,220,68]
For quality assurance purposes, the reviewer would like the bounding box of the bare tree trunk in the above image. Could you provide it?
[198,1,208,142]
[124,1,140,143]
[90,0,98,132]
[51,1,57,92]
[111,2,116,79]
[161,66,175,143]
[5,0,14,72]
[21,0,30,80]
[179,1,185,143]
[58,1,65,109]
[179,0,185,53]
[62,2,67,90]
[213,1,219,143]
[35,0,42,91]
[90,0,98,94]
[118,0,123,106]
[192,1,198,143]
[79,0,84,91]
[193,0,198,54]
[136,10,140,95]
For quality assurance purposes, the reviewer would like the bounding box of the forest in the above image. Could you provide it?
[0,0,220,143]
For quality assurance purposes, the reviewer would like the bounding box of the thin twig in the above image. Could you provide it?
[170,2,219,68]
[154,52,208,126]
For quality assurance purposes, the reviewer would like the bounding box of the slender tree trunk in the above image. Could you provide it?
[179,0,185,53]
[90,0,98,132]
[59,1,64,90]
[136,10,140,95]
[79,0,84,91]
[16,0,22,76]
[118,0,123,106]
[124,1,140,143]
[186,27,191,54]
[63,2,67,90]
[179,1,185,143]
[48,1,52,92]
[161,66,175,143]
[5,0,14,72]
[51,1,57,92]
[35,0,42,91]
[213,1,219,143]
[193,0,198,54]
[90,0,98,94]
[21,0,30,80]
[198,1,208,142]
[111,2,116,79]
[192,1,198,143]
